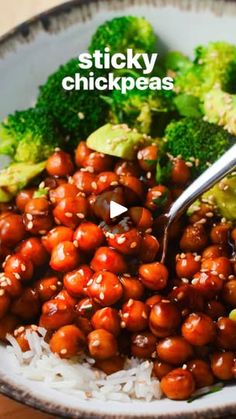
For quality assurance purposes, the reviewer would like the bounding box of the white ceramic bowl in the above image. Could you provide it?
[0,1,236,417]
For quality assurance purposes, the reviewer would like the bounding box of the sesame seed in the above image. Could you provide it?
[60,349,68,355]
[77,213,85,219]
[181,278,189,284]
[219,274,225,280]
[87,279,93,287]
[117,236,126,244]
[21,264,26,272]
[186,162,193,167]
[146,172,152,179]
[127,299,134,307]
[31,325,38,331]
[0,289,5,296]
[91,182,97,190]
[142,311,148,319]
[50,285,57,291]
[65,212,73,218]
[123,313,129,318]
[121,321,126,328]
[110,181,119,186]
[151,351,157,358]
[145,228,152,234]
[206,212,214,218]
[130,242,137,249]
[228,275,235,280]
[191,278,198,285]
[194,255,201,262]
[123,273,131,278]
[78,112,85,120]
[96,274,103,284]
[14,273,21,280]
[26,213,33,221]
[73,240,79,248]
[27,221,33,230]
[99,291,105,300]
[92,340,100,347]
[39,230,47,235]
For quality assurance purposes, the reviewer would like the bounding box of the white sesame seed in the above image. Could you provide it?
[123,313,129,318]
[127,299,134,307]
[91,340,100,347]
[0,289,5,296]
[60,349,68,355]
[91,182,97,190]
[99,291,105,300]
[26,213,33,221]
[110,181,119,186]
[27,221,33,230]
[96,274,103,284]
[142,311,148,319]
[130,242,137,249]
[65,212,73,218]
[50,285,57,291]
[87,279,93,287]
[77,213,85,219]
[121,321,126,328]
[21,264,26,272]
[117,236,126,244]
[194,255,201,262]
[73,240,79,248]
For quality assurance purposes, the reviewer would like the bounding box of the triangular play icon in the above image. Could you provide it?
[110,201,128,219]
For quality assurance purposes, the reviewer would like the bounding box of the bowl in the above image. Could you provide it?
[0,1,236,417]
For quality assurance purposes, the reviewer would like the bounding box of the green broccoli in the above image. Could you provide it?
[164,117,235,174]
[0,108,61,163]
[163,51,192,75]
[201,175,236,221]
[203,88,236,135]
[103,87,174,135]
[0,161,46,202]
[89,16,156,57]
[37,58,109,146]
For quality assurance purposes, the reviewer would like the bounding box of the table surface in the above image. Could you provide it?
[0,2,67,419]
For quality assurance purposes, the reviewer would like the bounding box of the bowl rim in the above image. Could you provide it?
[0,0,236,417]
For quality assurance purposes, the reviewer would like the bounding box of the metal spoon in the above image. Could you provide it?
[161,143,236,263]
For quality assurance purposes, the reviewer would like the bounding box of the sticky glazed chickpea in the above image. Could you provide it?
[119,175,144,205]
[107,228,142,256]
[17,237,48,266]
[95,171,119,194]
[138,234,160,263]
[161,368,195,400]
[176,253,201,279]
[87,271,123,306]
[63,265,93,298]
[191,271,223,299]
[49,183,79,206]
[72,170,96,195]
[149,301,181,338]
[222,279,236,306]
[76,297,101,319]
[16,188,36,212]
[169,284,205,313]
[120,299,150,332]
[131,331,156,358]
[91,247,127,274]
[4,253,34,282]
[137,145,158,172]
[95,356,125,375]
[35,276,62,302]
[75,141,91,168]
[11,288,40,321]
[39,299,74,330]
[55,289,77,308]
[139,262,168,291]
[182,313,216,346]
[91,307,121,336]
[205,300,226,320]
[73,222,105,252]
[216,317,236,350]
[53,196,88,229]
[180,224,208,252]
[50,241,80,272]
[88,329,118,360]
[115,160,141,177]
[83,151,113,173]
[50,325,86,358]
[145,185,171,212]
[156,337,194,365]
[202,244,227,259]
[211,352,235,381]
[210,222,231,245]
[23,197,53,235]
[42,226,74,253]
[46,150,74,177]
[128,206,153,231]
[201,257,232,279]
[0,272,22,298]
[120,276,145,302]
[152,360,173,380]
[0,314,19,341]
[145,295,162,308]
[0,213,26,247]
[187,359,214,388]
[171,158,191,185]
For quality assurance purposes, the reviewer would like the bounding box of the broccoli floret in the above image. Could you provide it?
[203,88,236,135]
[89,16,156,57]
[37,58,109,146]
[163,51,192,75]
[0,161,46,202]
[103,88,174,135]
[164,117,235,174]
[0,108,61,163]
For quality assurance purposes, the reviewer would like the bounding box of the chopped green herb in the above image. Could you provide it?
[187,383,224,403]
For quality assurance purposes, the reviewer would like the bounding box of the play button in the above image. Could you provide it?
[110,201,128,219]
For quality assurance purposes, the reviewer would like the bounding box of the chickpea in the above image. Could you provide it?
[176,253,201,279]
[107,228,142,256]
[63,265,93,298]
[49,183,79,206]
[161,368,195,400]
[115,160,141,177]
[169,284,205,313]
[75,141,91,168]
[13,325,33,352]
[35,276,62,302]
[95,356,125,375]
[18,237,48,266]
[0,314,18,341]
[73,222,105,252]
[187,359,214,388]
[11,288,40,321]
[95,171,119,194]
[216,317,236,350]
[188,203,214,225]
[145,185,171,212]
[156,337,194,365]
[149,301,181,338]
[120,276,145,302]
[139,262,168,291]
[91,307,121,336]
[192,271,223,299]
[210,223,231,245]
[73,170,96,195]
[171,159,190,185]
[180,224,208,252]
[50,241,80,272]
[120,300,150,332]
[145,295,162,308]
[201,257,232,279]
[182,313,216,346]
[131,331,156,359]
[39,299,74,330]
[0,213,26,247]
[128,206,153,230]
[75,316,93,336]
[24,197,53,235]
[205,300,226,320]
[202,244,227,259]
[16,188,36,212]
[53,196,88,229]
[76,297,101,319]
[0,289,11,319]
[88,329,118,360]
[83,151,113,173]
[42,226,74,253]
[55,289,77,308]
[152,361,173,380]
[46,150,74,177]
[0,272,22,298]
[222,279,236,306]
[92,187,125,224]
[137,145,158,172]
[119,175,144,205]
[138,234,160,263]
[211,352,235,380]
[91,247,127,274]
[87,271,123,306]
[50,325,85,358]
[4,253,34,282]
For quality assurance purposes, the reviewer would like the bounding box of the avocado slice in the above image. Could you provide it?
[86,123,152,160]
[202,176,236,220]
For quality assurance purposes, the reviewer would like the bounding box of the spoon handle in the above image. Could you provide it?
[167,143,236,225]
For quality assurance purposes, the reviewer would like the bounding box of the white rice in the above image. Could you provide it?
[6,329,162,402]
